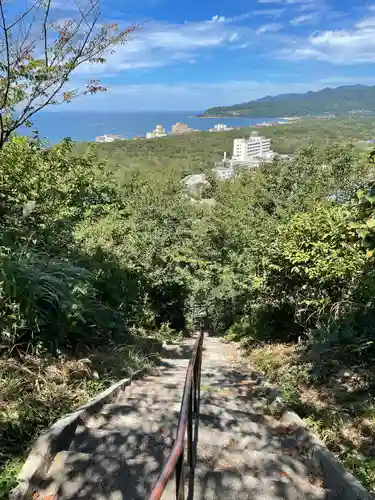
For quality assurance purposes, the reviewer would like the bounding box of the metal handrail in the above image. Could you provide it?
[148,328,204,500]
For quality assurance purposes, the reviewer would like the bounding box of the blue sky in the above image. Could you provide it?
[51,0,375,110]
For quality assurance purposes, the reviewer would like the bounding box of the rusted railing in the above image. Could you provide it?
[148,328,204,500]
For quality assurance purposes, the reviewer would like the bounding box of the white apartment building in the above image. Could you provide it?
[209,123,234,132]
[232,132,271,161]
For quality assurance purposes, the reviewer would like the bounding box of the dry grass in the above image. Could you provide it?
[246,342,375,494]
[0,346,156,499]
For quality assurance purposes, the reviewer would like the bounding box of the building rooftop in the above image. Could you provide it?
[182,173,208,187]
[213,166,233,172]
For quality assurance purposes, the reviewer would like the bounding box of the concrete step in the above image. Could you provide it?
[85,401,182,429]
[38,446,329,500]
[38,448,176,500]
[192,465,330,500]
[83,407,285,455]
[26,334,334,500]
[69,425,176,456]
[190,445,328,500]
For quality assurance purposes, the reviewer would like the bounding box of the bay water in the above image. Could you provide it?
[20,111,281,143]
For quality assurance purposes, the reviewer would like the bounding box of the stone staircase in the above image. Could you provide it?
[35,335,333,500]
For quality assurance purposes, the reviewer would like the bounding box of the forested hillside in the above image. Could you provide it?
[1,119,375,496]
[1,0,374,494]
[73,116,375,166]
[201,84,375,117]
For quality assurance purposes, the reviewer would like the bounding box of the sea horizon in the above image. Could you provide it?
[19,110,282,143]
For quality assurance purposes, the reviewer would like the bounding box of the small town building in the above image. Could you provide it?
[182,173,209,190]
[208,123,234,132]
[95,134,123,143]
[146,124,167,139]
[212,166,235,180]
[172,122,190,134]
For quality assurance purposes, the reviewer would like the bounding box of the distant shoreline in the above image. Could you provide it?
[192,115,245,119]
[194,116,305,120]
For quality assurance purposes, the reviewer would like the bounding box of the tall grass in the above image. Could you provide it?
[0,250,121,353]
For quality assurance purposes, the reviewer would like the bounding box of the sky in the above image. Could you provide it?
[22,0,375,110]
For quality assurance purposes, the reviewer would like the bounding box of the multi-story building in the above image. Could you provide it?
[146,124,167,139]
[215,124,226,132]
[172,122,190,134]
[95,134,123,143]
[213,134,275,179]
[232,132,272,161]
[212,166,235,180]
[209,123,234,132]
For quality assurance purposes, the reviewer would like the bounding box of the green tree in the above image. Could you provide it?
[0,0,137,147]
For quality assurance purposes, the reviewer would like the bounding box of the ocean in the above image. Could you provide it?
[19,111,281,143]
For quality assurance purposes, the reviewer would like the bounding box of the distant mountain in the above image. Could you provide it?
[200,85,375,118]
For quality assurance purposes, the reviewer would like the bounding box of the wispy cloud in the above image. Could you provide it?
[281,13,375,63]
[253,8,285,17]
[64,78,375,111]
[257,0,317,5]
[290,13,320,25]
[256,23,283,34]
[73,14,288,76]
[74,16,246,75]
[356,16,375,28]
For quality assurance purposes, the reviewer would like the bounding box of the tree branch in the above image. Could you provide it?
[0,0,139,146]
[0,0,12,145]
[43,0,52,67]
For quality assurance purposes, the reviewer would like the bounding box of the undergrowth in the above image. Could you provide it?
[2,126,375,497]
[0,345,156,499]
[246,342,375,494]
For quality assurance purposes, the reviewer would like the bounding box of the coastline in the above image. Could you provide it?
[194,115,301,120]
[192,115,244,119]
[192,115,235,119]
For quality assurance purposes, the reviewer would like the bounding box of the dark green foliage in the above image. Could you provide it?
[3,122,375,494]
[202,84,375,117]
[2,121,375,358]
[73,116,375,162]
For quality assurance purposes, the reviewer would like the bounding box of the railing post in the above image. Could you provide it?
[176,450,185,500]
[148,330,204,500]
[187,388,193,468]
[187,386,195,500]
[194,327,203,465]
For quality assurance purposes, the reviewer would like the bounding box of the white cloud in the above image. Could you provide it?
[253,8,285,17]
[49,0,91,12]
[207,15,226,23]
[290,13,319,25]
[72,12,293,77]
[62,78,375,111]
[356,16,375,28]
[256,23,283,34]
[281,14,375,63]
[257,0,317,4]
[229,32,240,42]
[73,17,246,75]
